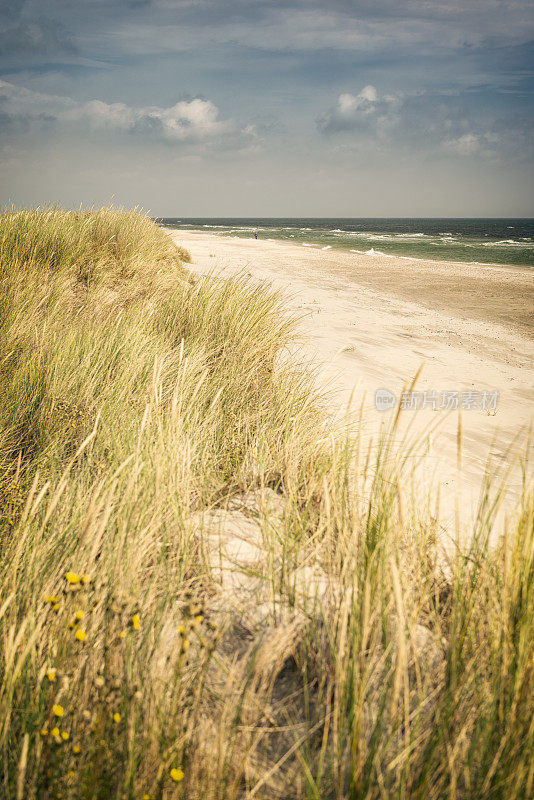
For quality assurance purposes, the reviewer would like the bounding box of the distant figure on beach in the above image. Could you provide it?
[254,231,258,239]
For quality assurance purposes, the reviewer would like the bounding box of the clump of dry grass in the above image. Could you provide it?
[0,208,532,800]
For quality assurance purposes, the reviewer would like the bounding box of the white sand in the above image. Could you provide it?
[170,230,534,543]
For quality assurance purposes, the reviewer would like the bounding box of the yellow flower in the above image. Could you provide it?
[131,614,140,630]
[61,731,69,741]
[118,630,127,639]
[193,614,203,628]
[41,728,49,736]
[177,625,186,635]
[68,770,76,779]
[170,768,185,783]
[65,572,81,584]
[72,745,81,754]
[75,610,84,620]
[51,726,60,738]
[53,604,60,612]
[53,704,64,717]
[75,629,86,642]
[113,713,121,723]
[181,639,190,652]
[46,669,57,682]
[142,795,155,800]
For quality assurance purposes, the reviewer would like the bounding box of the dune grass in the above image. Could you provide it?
[0,208,532,800]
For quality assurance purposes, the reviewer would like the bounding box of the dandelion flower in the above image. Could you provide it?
[53,704,64,717]
[41,728,49,736]
[143,795,155,800]
[177,625,185,635]
[181,639,190,652]
[65,573,81,584]
[118,630,127,639]
[45,596,59,604]
[46,669,57,682]
[68,770,76,779]
[51,726,60,738]
[113,713,121,723]
[75,629,86,642]
[53,604,60,612]
[131,614,140,630]
[75,610,84,620]
[72,745,81,754]
[170,768,185,783]
[61,731,69,741]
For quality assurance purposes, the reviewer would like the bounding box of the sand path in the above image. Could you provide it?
[170,229,534,541]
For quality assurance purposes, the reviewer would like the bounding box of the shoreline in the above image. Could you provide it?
[168,228,534,338]
[161,225,534,272]
[170,228,534,539]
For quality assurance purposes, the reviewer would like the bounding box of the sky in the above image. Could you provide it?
[0,0,533,216]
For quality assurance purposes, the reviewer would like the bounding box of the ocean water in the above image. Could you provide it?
[159,218,534,268]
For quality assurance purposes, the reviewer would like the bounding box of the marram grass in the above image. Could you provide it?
[0,207,532,800]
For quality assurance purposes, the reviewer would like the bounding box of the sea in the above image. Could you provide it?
[159,218,534,268]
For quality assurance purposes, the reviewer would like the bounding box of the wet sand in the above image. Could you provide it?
[170,229,534,542]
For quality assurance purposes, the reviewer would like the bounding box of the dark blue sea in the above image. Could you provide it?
[159,218,534,268]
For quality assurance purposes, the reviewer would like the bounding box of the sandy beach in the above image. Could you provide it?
[171,229,534,541]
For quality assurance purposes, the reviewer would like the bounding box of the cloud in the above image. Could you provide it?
[0,79,256,149]
[317,85,529,162]
[318,85,401,137]
[0,0,77,58]
[443,133,482,156]
[68,0,534,58]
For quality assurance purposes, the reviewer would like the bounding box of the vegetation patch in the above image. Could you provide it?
[0,208,532,799]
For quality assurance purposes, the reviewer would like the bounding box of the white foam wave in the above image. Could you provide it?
[350,248,393,257]
[481,240,529,247]
[366,248,394,257]
[322,245,332,250]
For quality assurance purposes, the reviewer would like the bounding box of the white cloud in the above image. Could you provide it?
[443,132,499,158]
[318,85,400,135]
[444,133,481,155]
[337,86,378,115]
[318,85,509,161]
[0,79,251,147]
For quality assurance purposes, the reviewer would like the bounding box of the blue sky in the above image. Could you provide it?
[0,0,533,215]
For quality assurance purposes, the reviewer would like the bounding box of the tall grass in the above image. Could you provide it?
[0,208,532,799]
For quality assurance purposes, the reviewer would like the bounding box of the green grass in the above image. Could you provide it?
[0,207,532,800]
